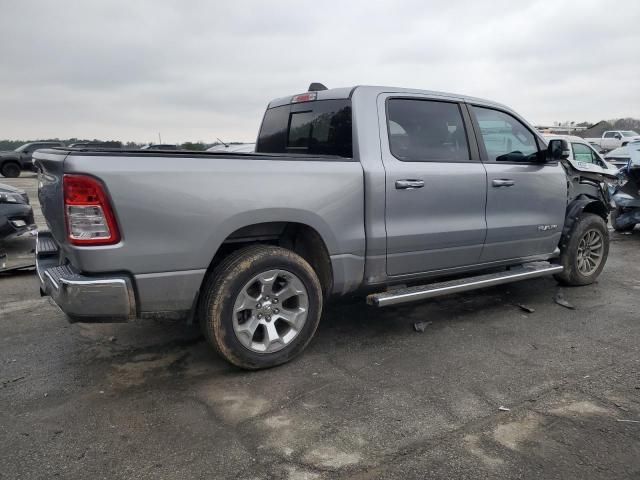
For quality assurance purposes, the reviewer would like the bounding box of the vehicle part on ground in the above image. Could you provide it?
[553,291,575,310]
[554,213,609,286]
[199,245,322,369]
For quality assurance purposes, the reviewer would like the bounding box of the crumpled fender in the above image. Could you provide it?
[559,194,609,251]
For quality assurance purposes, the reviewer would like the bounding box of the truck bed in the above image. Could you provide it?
[34,148,366,313]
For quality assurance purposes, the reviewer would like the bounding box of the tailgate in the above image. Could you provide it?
[33,149,68,247]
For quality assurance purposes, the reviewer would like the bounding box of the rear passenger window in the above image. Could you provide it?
[256,99,352,158]
[386,99,470,162]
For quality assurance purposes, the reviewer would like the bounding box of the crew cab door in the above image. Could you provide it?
[468,105,566,262]
[379,95,487,276]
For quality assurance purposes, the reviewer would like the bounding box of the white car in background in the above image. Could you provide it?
[543,134,619,173]
[585,130,640,152]
[206,143,255,153]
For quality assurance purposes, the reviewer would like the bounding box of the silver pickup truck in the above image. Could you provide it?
[34,84,613,369]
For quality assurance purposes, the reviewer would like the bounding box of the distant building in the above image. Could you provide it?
[574,121,612,139]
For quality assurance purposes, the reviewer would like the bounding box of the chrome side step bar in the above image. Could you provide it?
[367,262,563,307]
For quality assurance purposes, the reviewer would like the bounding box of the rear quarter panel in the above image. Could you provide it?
[60,154,366,280]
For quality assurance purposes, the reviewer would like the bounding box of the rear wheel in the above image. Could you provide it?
[554,213,609,286]
[199,245,323,369]
[610,207,635,232]
[0,162,21,178]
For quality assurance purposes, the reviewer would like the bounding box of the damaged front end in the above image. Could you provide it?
[610,163,640,230]
[561,153,617,211]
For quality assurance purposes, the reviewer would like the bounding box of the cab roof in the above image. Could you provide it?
[266,85,511,111]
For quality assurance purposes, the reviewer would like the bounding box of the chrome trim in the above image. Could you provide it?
[36,232,136,321]
[368,263,563,307]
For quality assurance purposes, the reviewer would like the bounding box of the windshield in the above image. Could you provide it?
[621,131,639,137]
[14,143,31,152]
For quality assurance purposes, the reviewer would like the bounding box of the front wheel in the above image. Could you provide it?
[199,245,323,369]
[554,213,609,286]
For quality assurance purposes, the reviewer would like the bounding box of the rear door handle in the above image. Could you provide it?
[492,179,515,187]
[395,179,424,190]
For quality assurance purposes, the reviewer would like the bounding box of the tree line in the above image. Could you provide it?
[553,117,640,130]
[0,138,246,151]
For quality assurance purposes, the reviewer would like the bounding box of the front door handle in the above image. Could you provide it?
[492,179,515,187]
[395,179,425,190]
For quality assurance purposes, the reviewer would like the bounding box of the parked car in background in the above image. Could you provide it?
[34,84,613,369]
[141,144,180,150]
[0,183,36,239]
[207,143,255,153]
[586,130,640,152]
[604,141,640,167]
[543,135,619,173]
[0,141,64,177]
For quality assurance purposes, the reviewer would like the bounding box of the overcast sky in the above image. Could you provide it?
[0,0,639,143]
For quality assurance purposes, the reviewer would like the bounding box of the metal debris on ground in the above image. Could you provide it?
[498,406,510,412]
[413,321,433,332]
[516,304,535,313]
[1,376,25,387]
[554,292,575,310]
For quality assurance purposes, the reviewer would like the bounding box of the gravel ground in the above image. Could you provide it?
[1,173,639,479]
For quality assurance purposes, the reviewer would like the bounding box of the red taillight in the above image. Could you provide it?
[63,174,120,246]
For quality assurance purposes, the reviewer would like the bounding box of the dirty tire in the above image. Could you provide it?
[0,162,21,178]
[610,207,635,232]
[199,245,322,370]
[554,213,609,286]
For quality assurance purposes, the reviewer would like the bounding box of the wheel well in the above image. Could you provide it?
[207,222,333,297]
[583,200,608,219]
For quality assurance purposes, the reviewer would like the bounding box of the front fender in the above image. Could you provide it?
[559,195,608,250]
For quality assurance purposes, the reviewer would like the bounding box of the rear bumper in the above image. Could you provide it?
[36,232,136,322]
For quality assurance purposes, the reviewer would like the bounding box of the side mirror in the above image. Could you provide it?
[615,134,622,140]
[548,139,570,161]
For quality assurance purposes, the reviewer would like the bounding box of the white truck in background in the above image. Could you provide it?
[586,130,640,152]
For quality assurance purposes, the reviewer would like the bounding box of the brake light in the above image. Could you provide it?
[63,174,120,245]
[291,92,317,103]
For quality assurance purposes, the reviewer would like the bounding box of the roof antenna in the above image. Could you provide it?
[308,83,328,92]
[217,137,229,148]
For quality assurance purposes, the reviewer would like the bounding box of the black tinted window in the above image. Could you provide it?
[472,106,539,163]
[386,99,470,162]
[256,99,352,157]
